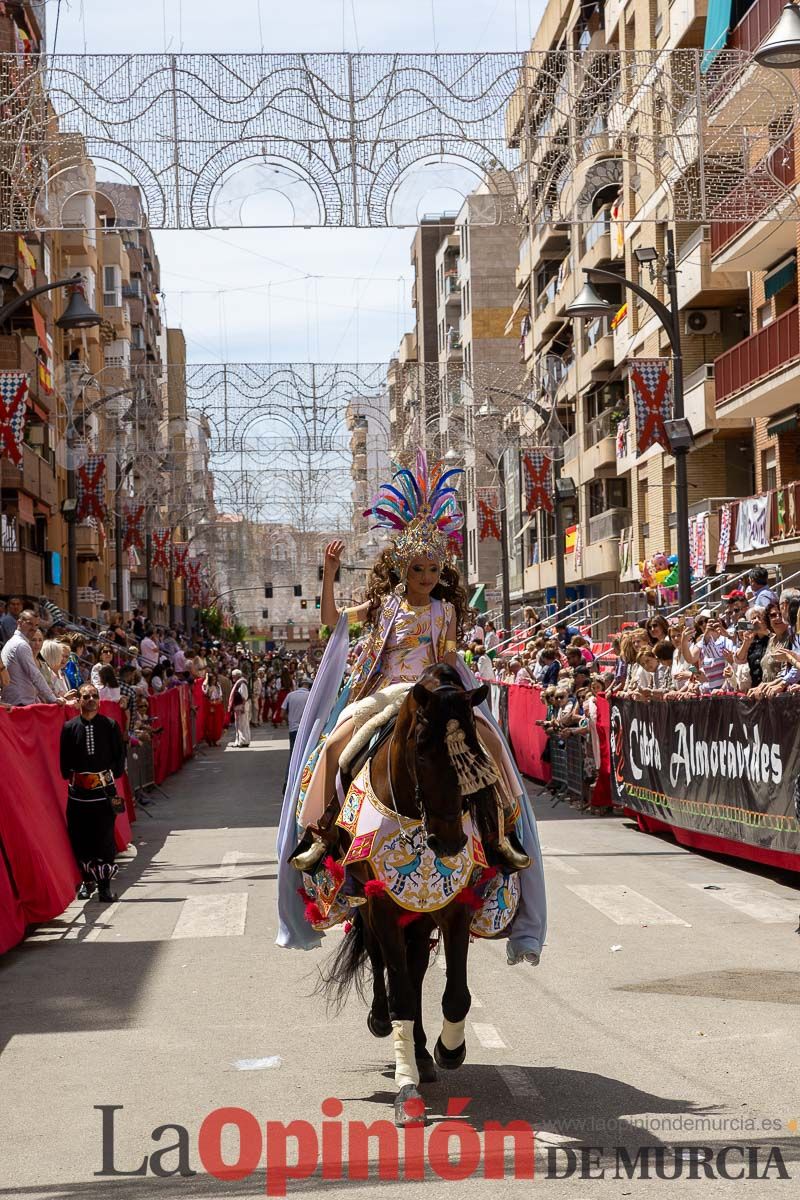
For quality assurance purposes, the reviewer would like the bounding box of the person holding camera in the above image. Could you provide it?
[731,606,769,688]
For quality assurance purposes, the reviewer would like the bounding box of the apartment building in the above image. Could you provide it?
[433,191,522,590]
[345,395,390,573]
[503,0,772,617]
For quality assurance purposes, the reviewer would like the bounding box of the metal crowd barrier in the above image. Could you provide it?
[126,739,155,799]
[548,732,585,800]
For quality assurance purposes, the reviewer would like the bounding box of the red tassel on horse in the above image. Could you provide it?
[323,855,345,883]
[397,911,420,927]
[456,886,484,912]
[364,879,388,896]
[303,901,323,925]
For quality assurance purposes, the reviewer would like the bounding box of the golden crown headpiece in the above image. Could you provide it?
[364,449,464,573]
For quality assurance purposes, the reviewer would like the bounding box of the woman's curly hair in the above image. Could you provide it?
[363,548,470,637]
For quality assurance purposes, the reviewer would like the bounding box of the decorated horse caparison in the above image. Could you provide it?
[276,451,547,1124]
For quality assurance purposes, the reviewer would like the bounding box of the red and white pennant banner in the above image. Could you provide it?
[173,543,189,579]
[0,371,28,465]
[476,487,501,540]
[122,501,145,550]
[152,528,172,570]
[522,450,554,514]
[76,455,107,522]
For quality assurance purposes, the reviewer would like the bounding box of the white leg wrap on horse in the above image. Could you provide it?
[392,1020,419,1089]
[440,1017,466,1052]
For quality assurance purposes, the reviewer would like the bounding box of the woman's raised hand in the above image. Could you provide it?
[324,540,344,571]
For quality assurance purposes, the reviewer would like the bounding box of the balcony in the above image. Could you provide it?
[669,0,709,46]
[588,507,632,544]
[2,549,44,597]
[706,0,795,126]
[709,133,797,270]
[715,305,800,418]
[530,207,571,260]
[677,227,747,308]
[76,523,102,559]
[579,208,612,271]
[578,315,614,385]
[1,444,57,508]
[582,410,618,475]
[604,0,627,40]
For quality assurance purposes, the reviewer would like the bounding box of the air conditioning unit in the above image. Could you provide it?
[684,309,720,335]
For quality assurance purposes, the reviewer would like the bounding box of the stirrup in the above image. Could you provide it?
[292,837,328,873]
[493,836,531,873]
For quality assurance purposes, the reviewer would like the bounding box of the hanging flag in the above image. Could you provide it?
[522,450,554,514]
[476,487,501,540]
[564,525,577,554]
[716,503,732,572]
[574,521,583,571]
[76,455,107,522]
[610,301,627,330]
[0,371,29,465]
[17,236,36,274]
[122,501,145,550]
[173,542,189,579]
[734,495,770,552]
[152,528,172,570]
[611,195,625,257]
[630,359,672,455]
[187,558,203,603]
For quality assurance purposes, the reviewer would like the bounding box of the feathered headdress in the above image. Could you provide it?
[364,449,464,572]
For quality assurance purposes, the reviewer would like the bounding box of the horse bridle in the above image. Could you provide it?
[386,699,471,848]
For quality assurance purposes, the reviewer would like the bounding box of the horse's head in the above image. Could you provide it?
[406,663,489,858]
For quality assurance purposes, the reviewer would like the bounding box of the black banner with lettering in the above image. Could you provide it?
[609,695,800,856]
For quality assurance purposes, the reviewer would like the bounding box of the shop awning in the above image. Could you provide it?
[766,406,800,437]
[764,255,796,300]
[469,584,487,613]
[701,0,733,73]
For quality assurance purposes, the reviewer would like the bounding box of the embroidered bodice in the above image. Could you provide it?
[381,601,439,683]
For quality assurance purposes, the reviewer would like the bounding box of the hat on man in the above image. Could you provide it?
[722,587,746,601]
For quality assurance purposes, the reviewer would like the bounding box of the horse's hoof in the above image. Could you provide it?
[367,1011,393,1038]
[395,1084,426,1127]
[416,1056,438,1084]
[434,1036,466,1070]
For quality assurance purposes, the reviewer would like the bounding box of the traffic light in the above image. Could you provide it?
[300,598,308,610]
[264,583,273,599]
[293,584,302,597]
[315,596,321,609]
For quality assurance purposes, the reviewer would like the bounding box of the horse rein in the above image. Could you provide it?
[386,726,424,847]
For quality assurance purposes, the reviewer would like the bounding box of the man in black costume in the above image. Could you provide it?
[60,683,126,902]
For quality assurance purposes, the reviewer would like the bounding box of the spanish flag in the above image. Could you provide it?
[610,301,628,331]
[565,525,577,554]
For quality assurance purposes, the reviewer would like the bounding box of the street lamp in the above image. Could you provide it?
[565,227,692,606]
[754,3,800,67]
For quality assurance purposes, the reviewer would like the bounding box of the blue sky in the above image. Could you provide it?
[46,0,544,366]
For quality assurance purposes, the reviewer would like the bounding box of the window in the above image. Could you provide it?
[103,264,121,308]
[764,449,777,492]
[131,325,145,350]
[757,302,773,329]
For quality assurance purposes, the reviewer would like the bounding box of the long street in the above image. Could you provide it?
[1,727,799,1198]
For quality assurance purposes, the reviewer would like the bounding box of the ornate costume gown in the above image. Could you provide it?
[276,594,547,960]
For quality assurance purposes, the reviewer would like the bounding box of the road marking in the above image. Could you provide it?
[687,883,800,923]
[544,856,579,875]
[497,1065,541,1097]
[84,902,121,942]
[472,1022,507,1049]
[232,1056,282,1070]
[566,884,690,926]
[171,893,248,938]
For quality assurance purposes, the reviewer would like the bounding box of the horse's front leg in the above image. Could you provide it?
[405,917,437,1083]
[434,903,473,1070]
[366,899,425,1126]
[362,919,392,1039]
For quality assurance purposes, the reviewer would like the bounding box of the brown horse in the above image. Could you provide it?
[320,662,491,1126]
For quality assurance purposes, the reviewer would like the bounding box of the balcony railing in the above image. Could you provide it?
[535,276,558,316]
[715,305,800,404]
[588,507,632,543]
[585,408,617,448]
[710,131,795,255]
[729,0,784,53]
[582,314,612,354]
[582,207,611,256]
[563,431,580,462]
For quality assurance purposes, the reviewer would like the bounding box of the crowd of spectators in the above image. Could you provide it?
[0,595,320,749]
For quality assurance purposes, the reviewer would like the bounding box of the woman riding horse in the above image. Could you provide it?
[276,451,547,967]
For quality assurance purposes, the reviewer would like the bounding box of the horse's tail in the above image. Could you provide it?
[316,911,371,1013]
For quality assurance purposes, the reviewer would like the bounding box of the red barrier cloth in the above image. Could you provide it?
[0,705,80,925]
[590,694,612,809]
[178,686,193,759]
[192,678,206,744]
[0,850,24,955]
[507,684,552,782]
[149,690,184,784]
[99,700,134,848]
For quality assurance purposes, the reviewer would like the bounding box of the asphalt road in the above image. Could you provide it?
[2,722,799,1198]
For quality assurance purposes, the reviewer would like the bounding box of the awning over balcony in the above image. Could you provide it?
[469,583,487,613]
[701,0,733,72]
[764,254,797,300]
